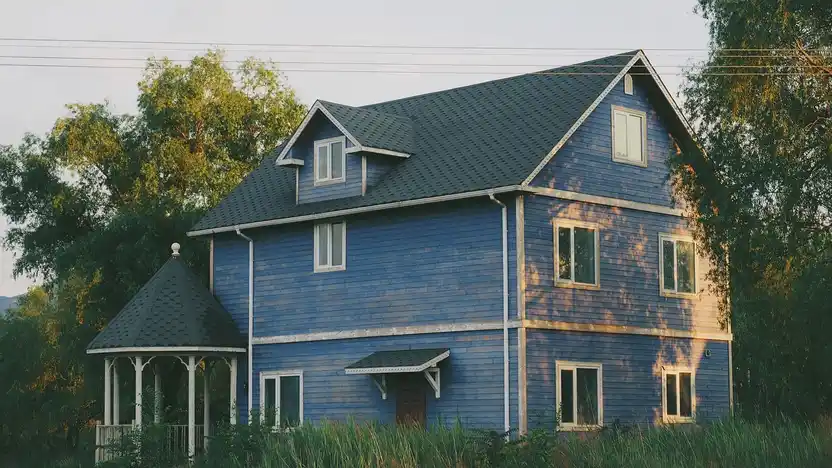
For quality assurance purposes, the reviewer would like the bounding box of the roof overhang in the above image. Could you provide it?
[344,348,450,375]
[87,346,247,355]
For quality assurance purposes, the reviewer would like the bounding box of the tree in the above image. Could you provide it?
[0,50,305,458]
[672,0,832,418]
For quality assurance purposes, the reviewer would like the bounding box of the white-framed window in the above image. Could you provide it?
[611,105,647,166]
[554,220,600,288]
[662,367,695,423]
[659,233,697,296]
[260,370,303,429]
[556,361,603,430]
[314,136,346,184]
[623,73,634,95]
[314,221,346,272]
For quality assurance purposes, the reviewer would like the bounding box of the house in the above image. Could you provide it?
[87,50,732,450]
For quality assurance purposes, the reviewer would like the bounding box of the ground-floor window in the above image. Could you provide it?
[556,361,603,429]
[663,368,695,422]
[260,370,303,429]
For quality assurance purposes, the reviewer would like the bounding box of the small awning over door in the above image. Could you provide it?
[344,348,450,399]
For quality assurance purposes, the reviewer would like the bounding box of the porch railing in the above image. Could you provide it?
[94,423,206,463]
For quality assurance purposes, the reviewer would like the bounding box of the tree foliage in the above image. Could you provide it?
[672,0,832,418]
[0,50,305,459]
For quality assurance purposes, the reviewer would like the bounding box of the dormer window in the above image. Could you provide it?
[314,137,346,184]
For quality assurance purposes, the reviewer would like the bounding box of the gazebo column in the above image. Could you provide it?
[154,363,162,424]
[203,363,210,451]
[229,357,238,425]
[113,359,120,425]
[187,356,197,460]
[104,358,112,425]
[134,356,143,426]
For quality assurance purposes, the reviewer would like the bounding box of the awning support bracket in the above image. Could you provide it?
[372,374,387,400]
[424,367,440,399]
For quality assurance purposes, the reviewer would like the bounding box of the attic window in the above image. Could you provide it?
[314,137,346,184]
[611,105,648,166]
[624,74,634,95]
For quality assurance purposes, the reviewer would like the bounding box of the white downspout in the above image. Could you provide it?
[235,228,254,424]
[489,193,510,436]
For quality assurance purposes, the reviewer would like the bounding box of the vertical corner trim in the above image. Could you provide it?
[515,195,525,320]
[361,154,367,196]
[209,236,214,293]
[518,326,527,435]
[295,167,299,205]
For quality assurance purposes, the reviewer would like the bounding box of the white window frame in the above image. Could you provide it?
[259,370,304,430]
[661,367,696,423]
[610,105,648,167]
[314,221,346,272]
[658,233,698,298]
[313,136,346,185]
[554,220,601,289]
[623,73,634,95]
[555,361,603,431]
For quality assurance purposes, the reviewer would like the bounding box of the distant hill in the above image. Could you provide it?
[0,296,18,315]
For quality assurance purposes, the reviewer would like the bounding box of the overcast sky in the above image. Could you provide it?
[0,0,710,297]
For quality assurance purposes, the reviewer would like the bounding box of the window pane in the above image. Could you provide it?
[662,240,675,291]
[280,376,301,428]
[614,111,628,159]
[316,145,329,180]
[677,241,696,293]
[574,227,596,284]
[627,114,643,162]
[666,373,678,416]
[559,369,574,423]
[576,368,599,425]
[558,227,572,280]
[680,373,693,417]
[264,378,276,427]
[330,141,344,179]
[331,222,344,267]
[317,225,329,266]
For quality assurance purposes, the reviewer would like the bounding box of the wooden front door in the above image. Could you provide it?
[396,374,426,426]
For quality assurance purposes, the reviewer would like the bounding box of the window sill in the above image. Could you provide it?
[660,290,699,299]
[611,156,648,168]
[314,178,345,187]
[663,417,695,424]
[555,281,600,291]
[314,265,345,273]
[558,424,603,432]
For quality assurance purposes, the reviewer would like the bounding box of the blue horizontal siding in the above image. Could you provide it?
[531,77,678,208]
[365,153,399,189]
[526,330,729,429]
[251,331,509,429]
[295,113,362,204]
[524,195,723,333]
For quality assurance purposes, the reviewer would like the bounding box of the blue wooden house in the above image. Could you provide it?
[89,50,732,446]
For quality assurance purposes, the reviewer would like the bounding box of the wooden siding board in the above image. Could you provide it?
[365,153,400,188]
[525,330,729,429]
[524,195,722,333]
[296,113,363,204]
[252,331,507,429]
[530,78,678,208]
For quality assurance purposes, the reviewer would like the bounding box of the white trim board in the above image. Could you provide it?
[524,186,685,217]
[87,346,247,355]
[344,351,450,375]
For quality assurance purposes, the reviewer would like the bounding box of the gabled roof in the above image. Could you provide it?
[190,50,691,236]
[86,252,245,354]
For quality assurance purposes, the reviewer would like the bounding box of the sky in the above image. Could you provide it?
[0,0,711,297]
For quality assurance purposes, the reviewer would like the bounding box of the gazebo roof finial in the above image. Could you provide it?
[171,242,181,257]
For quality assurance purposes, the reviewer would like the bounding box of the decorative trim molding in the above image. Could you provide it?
[344,351,450,375]
[277,158,304,166]
[276,101,363,164]
[345,146,410,158]
[524,186,685,217]
[521,319,732,342]
[87,346,247,355]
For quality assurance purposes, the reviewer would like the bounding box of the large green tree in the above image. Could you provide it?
[0,50,305,458]
[673,0,832,418]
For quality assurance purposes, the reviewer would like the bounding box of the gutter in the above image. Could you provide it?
[235,228,255,424]
[488,193,510,436]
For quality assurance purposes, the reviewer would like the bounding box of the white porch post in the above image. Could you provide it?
[203,363,210,452]
[229,357,238,425]
[113,360,120,425]
[188,356,196,460]
[104,358,112,426]
[134,356,143,426]
[154,363,162,424]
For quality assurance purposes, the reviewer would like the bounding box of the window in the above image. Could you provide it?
[554,221,600,287]
[659,234,697,296]
[556,361,603,429]
[611,106,647,166]
[663,368,695,422]
[314,222,346,272]
[260,371,303,429]
[314,137,346,184]
[623,74,634,95]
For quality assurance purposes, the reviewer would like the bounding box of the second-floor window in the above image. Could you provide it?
[659,234,696,296]
[555,220,600,287]
[611,105,647,166]
[314,137,346,184]
[314,221,346,272]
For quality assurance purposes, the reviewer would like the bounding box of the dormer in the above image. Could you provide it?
[276,100,413,204]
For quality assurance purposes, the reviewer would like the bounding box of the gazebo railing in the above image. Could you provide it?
[94,423,206,463]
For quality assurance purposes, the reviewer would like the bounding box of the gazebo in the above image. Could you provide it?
[86,243,246,462]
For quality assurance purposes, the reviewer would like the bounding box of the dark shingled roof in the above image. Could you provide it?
[345,348,450,373]
[191,52,636,233]
[86,255,245,352]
